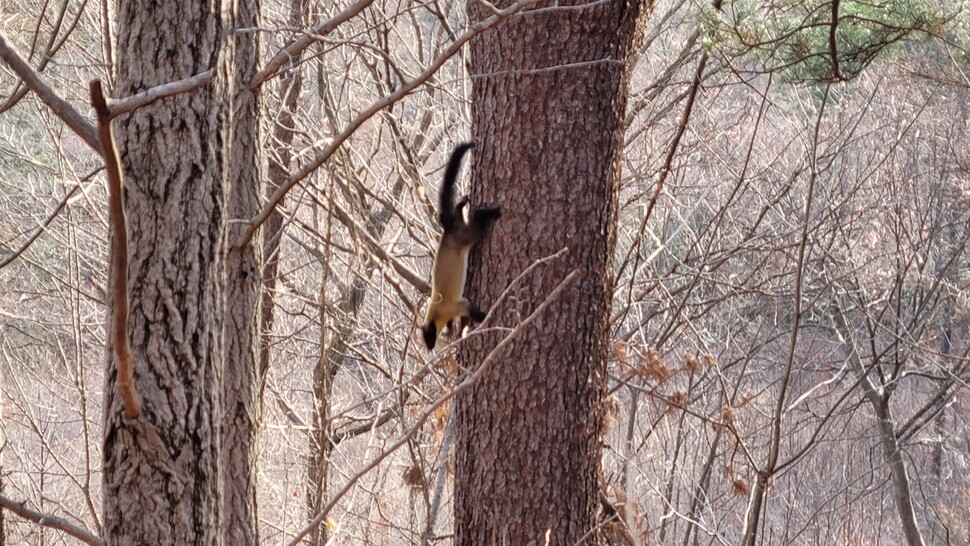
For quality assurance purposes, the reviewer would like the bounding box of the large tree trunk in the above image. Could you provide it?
[454,1,648,543]
[102,1,233,544]
[222,0,263,543]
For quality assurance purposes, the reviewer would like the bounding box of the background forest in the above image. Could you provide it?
[1,0,969,544]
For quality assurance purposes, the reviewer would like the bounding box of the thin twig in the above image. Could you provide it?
[0,169,99,270]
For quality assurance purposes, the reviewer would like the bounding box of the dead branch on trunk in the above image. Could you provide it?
[90,79,142,419]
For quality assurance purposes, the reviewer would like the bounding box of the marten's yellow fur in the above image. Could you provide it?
[421,143,501,350]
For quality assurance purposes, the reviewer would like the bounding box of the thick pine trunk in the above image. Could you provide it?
[102,1,233,544]
[455,1,648,543]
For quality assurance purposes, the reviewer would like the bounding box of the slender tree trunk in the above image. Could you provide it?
[683,430,720,546]
[247,0,328,542]
[303,114,432,546]
[304,149,414,544]
[929,283,952,543]
[0,385,5,545]
[873,398,926,546]
[455,1,649,543]
[835,315,927,546]
[102,1,233,543]
[222,0,263,543]
[260,0,307,381]
[306,306,335,546]
[929,141,961,542]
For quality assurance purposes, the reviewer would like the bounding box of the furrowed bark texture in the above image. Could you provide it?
[455,1,648,544]
[102,0,233,544]
[222,0,262,543]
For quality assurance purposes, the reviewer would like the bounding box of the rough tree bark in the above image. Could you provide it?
[455,0,649,543]
[101,0,233,544]
[222,0,263,542]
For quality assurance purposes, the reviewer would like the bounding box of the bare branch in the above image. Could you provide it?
[0,494,104,546]
[0,32,99,150]
[0,169,98,270]
[615,0,723,288]
[248,0,375,90]
[329,200,430,294]
[108,70,214,117]
[234,0,543,249]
